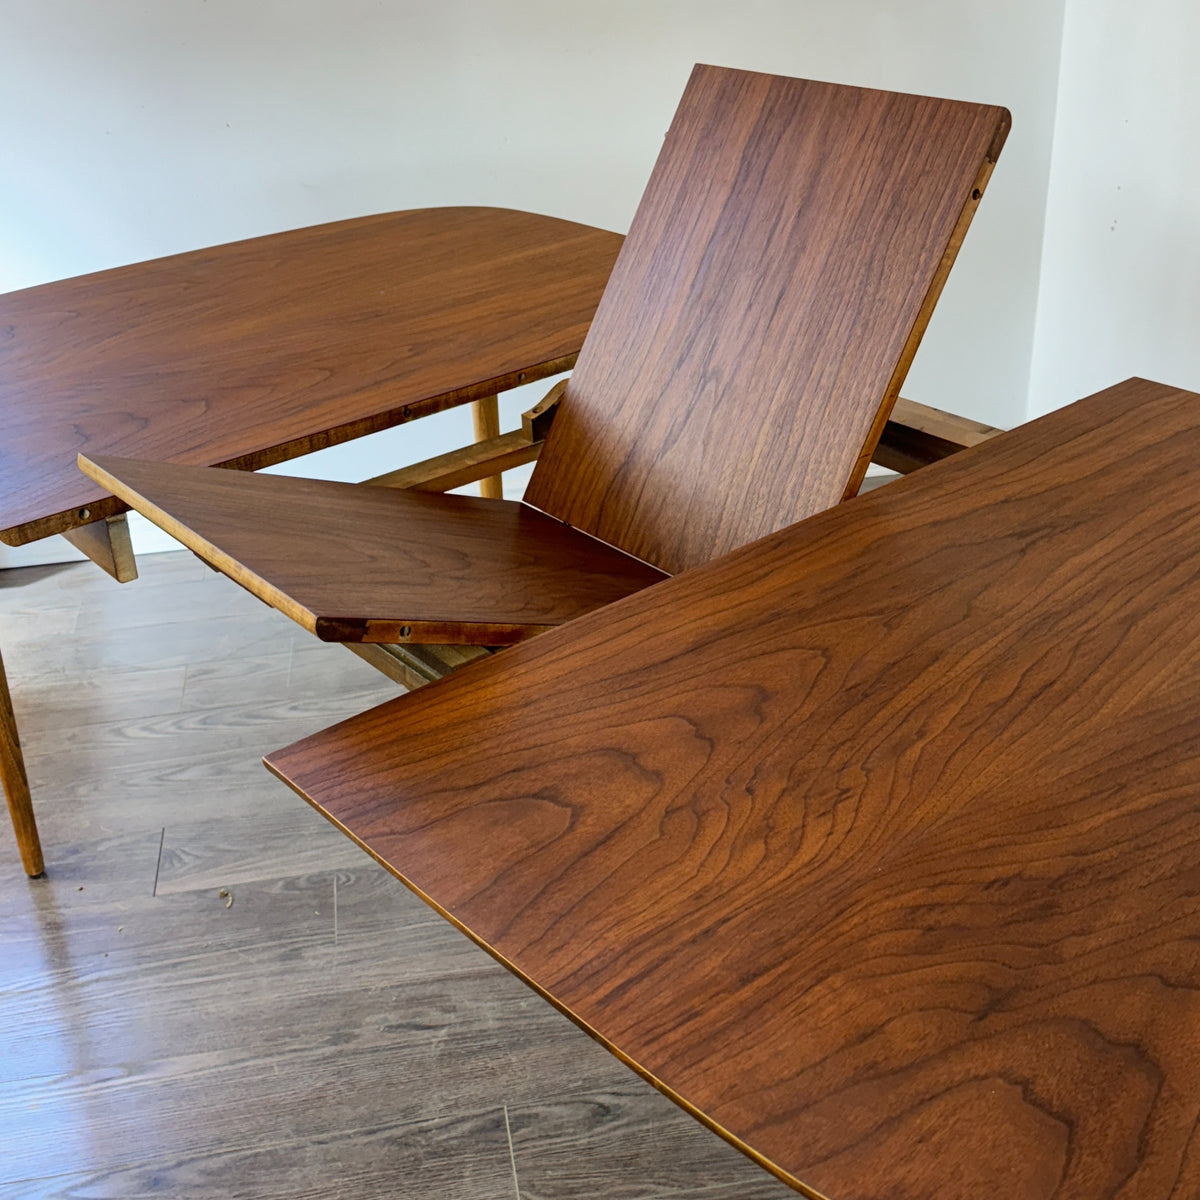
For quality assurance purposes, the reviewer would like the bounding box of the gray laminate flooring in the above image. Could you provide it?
[1,551,795,1200]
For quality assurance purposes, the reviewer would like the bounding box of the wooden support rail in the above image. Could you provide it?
[877,396,1003,473]
[366,392,1005,499]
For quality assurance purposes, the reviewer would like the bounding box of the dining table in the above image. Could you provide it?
[0,206,625,874]
[265,376,1200,1199]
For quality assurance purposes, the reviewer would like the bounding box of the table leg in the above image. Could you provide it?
[1,646,44,876]
[471,395,504,499]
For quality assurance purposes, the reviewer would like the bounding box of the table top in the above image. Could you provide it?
[80,454,667,643]
[0,207,622,546]
[267,377,1200,1200]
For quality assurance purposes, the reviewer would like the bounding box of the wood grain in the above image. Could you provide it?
[506,1085,794,1200]
[0,206,621,546]
[2,549,797,1197]
[268,378,1200,1199]
[81,67,1007,657]
[0,646,42,875]
[363,394,995,495]
[364,429,543,492]
[526,65,1009,573]
[80,455,668,644]
[471,395,505,499]
[60,513,138,583]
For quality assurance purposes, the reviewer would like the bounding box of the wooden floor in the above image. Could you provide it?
[1,551,795,1200]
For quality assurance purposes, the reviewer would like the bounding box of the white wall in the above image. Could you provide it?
[1,0,1064,566]
[1027,0,1200,416]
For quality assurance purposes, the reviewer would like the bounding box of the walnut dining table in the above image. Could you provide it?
[267,377,1200,1199]
[0,206,625,875]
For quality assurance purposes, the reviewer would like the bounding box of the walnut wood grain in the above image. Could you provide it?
[85,68,1008,653]
[526,66,1009,573]
[362,394,1004,496]
[268,378,1200,1199]
[79,455,667,644]
[0,207,622,546]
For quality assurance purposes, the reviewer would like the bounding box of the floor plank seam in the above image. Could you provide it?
[503,1103,522,1200]
[151,826,165,896]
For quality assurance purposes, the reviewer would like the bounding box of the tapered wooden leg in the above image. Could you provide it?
[471,394,504,499]
[0,646,44,876]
